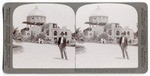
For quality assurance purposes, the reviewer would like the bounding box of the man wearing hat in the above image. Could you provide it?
[58,32,67,60]
[119,32,129,59]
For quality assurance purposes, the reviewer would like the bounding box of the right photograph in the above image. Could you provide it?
[75,4,138,68]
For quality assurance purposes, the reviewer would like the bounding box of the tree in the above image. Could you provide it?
[13,27,18,39]
[73,27,85,42]
[91,31,98,42]
[13,27,22,41]
[99,33,108,40]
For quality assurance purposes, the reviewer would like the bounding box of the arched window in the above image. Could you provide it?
[109,30,112,35]
[54,31,57,36]
[46,30,49,36]
[115,25,117,28]
[124,31,126,35]
[116,31,120,35]
[53,24,55,28]
[65,32,67,36]
[60,32,64,35]
[53,24,57,28]
[127,31,130,35]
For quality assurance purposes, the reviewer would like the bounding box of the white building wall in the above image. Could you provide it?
[42,23,72,43]
[29,26,42,36]
[27,16,46,23]
[122,29,134,41]
[106,23,123,43]
[92,26,104,36]
[23,30,32,39]
[87,31,94,38]
[89,16,108,24]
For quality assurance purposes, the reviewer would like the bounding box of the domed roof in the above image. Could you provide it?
[91,6,106,16]
[28,6,45,16]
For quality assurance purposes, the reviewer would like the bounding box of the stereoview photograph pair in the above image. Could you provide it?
[3,3,148,73]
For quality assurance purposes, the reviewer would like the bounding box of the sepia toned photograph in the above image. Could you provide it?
[3,2,148,73]
[76,4,138,68]
[12,4,76,68]
[12,3,139,69]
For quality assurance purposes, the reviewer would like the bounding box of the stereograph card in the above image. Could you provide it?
[3,2,148,73]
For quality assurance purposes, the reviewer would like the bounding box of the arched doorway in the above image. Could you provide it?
[116,31,120,36]
[65,32,67,36]
[54,31,57,36]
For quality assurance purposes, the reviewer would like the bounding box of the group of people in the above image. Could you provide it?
[57,32,129,60]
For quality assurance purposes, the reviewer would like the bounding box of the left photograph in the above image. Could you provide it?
[12,4,76,68]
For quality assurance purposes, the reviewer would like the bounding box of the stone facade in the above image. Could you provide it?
[20,6,72,43]
[84,6,136,44]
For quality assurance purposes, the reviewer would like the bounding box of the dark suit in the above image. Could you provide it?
[119,37,128,48]
[58,37,67,60]
[119,36,129,59]
[58,37,66,48]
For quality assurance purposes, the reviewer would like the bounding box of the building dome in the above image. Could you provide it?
[26,6,46,23]
[88,6,108,25]
[91,6,106,16]
[28,6,45,16]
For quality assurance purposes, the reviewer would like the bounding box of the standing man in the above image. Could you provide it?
[58,32,68,60]
[119,33,129,59]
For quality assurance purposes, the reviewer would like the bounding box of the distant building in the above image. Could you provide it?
[84,6,108,39]
[21,6,72,43]
[89,6,108,26]
[42,23,72,43]
[105,23,123,43]
[122,26,135,44]
[84,6,135,44]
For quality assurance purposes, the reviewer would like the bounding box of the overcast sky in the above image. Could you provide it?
[76,4,138,32]
[13,4,138,33]
[13,4,75,32]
